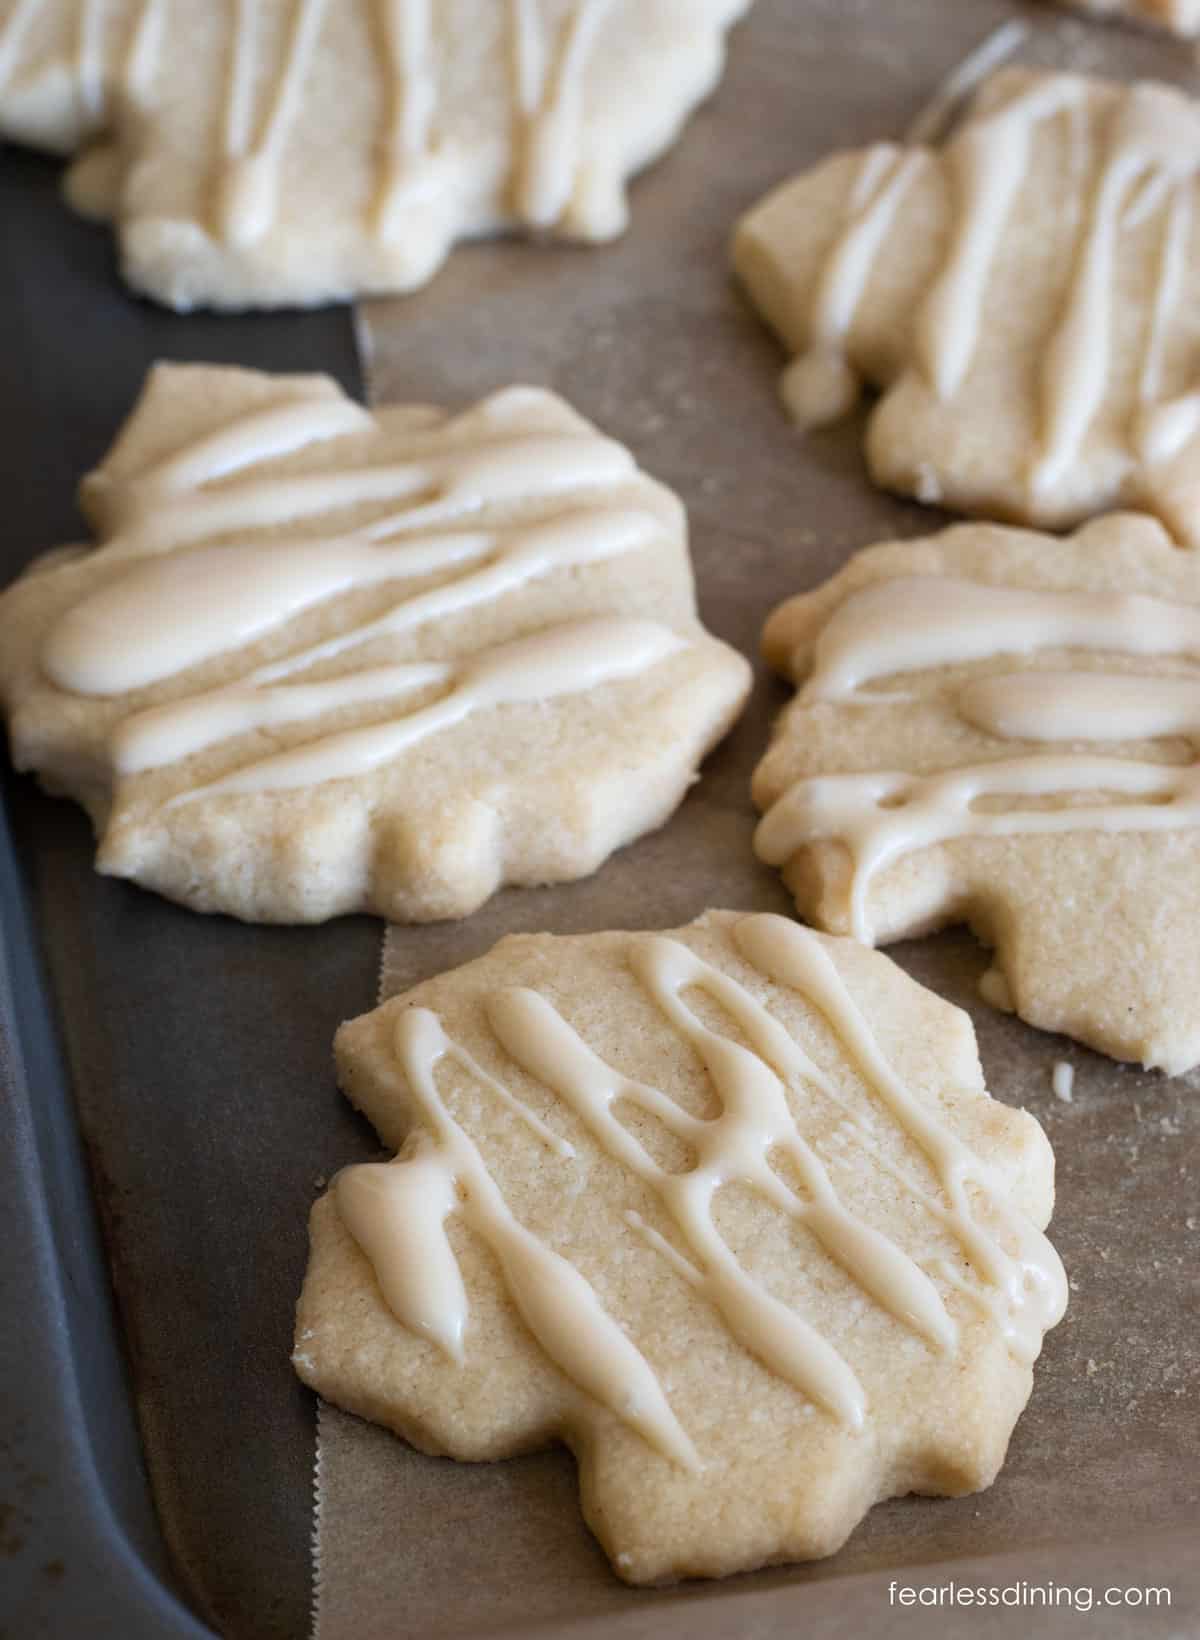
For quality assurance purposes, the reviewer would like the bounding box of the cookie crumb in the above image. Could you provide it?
[1051,1061,1075,1103]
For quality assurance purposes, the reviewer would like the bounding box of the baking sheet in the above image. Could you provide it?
[0,1,1197,1637]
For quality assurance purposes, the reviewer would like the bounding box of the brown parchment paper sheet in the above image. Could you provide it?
[313,4,1199,1635]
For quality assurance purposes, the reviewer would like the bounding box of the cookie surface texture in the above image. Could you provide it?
[0,363,750,923]
[0,0,750,310]
[734,67,1200,545]
[754,511,1200,1073]
[294,908,1065,1584]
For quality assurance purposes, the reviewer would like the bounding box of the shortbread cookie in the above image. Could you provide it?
[1054,0,1200,36]
[294,908,1065,1583]
[0,0,750,310]
[0,363,749,923]
[754,511,1200,1074]
[734,67,1200,547]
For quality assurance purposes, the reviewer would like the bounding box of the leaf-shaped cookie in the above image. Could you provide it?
[0,0,750,309]
[735,66,1200,546]
[295,908,1065,1583]
[0,363,750,922]
[754,510,1200,1073]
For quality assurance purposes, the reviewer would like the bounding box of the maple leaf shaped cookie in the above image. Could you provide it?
[0,0,750,310]
[734,67,1200,547]
[294,908,1065,1583]
[0,363,749,923]
[753,511,1200,1074]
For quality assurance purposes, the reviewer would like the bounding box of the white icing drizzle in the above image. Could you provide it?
[802,576,1200,704]
[49,501,657,715]
[1137,187,1198,465]
[48,534,478,695]
[374,0,438,238]
[785,71,1200,497]
[77,0,107,123]
[224,0,263,213]
[239,507,658,687]
[732,918,1066,1364]
[1064,98,1090,236]
[336,1007,701,1471]
[336,1152,470,1362]
[758,572,1200,941]
[781,147,926,431]
[510,0,613,229]
[849,143,897,213]
[124,0,165,103]
[0,0,157,120]
[0,0,39,93]
[959,670,1200,744]
[42,383,677,797]
[62,0,166,124]
[0,0,155,213]
[218,0,329,246]
[101,414,638,559]
[759,754,1200,942]
[919,76,1085,405]
[133,397,374,502]
[904,20,1030,147]
[335,915,1065,1467]
[490,940,961,1425]
[1034,87,1200,497]
[1123,169,1169,232]
[166,616,683,802]
[113,660,450,774]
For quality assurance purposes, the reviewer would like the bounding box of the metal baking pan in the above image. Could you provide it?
[0,144,368,1640]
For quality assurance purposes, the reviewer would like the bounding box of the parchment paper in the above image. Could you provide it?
[313,4,1199,1635]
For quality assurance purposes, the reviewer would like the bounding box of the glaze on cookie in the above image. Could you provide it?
[735,68,1200,546]
[0,364,750,922]
[754,512,1200,1072]
[295,909,1064,1581]
[0,0,750,308]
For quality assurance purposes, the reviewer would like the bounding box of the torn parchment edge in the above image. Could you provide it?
[311,1397,329,1640]
[311,933,400,1640]
[309,920,405,1639]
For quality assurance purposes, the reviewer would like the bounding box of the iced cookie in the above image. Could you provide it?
[734,67,1200,547]
[1054,0,1200,35]
[0,363,749,923]
[0,0,750,310]
[293,908,1065,1583]
[754,511,1200,1073]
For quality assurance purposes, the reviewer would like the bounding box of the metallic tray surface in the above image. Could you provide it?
[0,146,369,1640]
